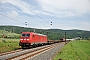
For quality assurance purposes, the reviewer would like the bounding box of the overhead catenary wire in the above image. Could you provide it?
[4,0,46,26]
[4,0,40,23]
[0,0,27,25]
[0,13,25,24]
[28,0,48,22]
[27,0,53,26]
[16,0,44,21]
[15,0,48,27]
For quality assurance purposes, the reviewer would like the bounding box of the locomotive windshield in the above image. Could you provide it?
[22,34,30,37]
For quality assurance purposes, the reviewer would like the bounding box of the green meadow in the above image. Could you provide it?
[0,30,21,53]
[0,38,20,53]
[54,40,90,60]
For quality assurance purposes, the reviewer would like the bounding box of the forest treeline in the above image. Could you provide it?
[0,26,90,40]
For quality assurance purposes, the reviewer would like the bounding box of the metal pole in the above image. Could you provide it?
[65,32,66,44]
[33,28,35,32]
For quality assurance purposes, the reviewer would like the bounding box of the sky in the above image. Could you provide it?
[0,0,90,31]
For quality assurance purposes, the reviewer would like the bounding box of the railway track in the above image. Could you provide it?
[0,49,23,56]
[0,42,63,60]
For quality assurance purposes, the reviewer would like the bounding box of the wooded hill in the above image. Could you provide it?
[0,26,90,40]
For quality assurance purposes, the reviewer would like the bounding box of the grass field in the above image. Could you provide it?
[54,40,90,60]
[0,38,20,53]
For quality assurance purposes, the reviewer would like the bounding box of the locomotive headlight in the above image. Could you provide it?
[27,39,29,40]
[20,39,23,40]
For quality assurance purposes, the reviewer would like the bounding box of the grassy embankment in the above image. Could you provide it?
[54,40,90,60]
[0,38,20,53]
[0,30,21,53]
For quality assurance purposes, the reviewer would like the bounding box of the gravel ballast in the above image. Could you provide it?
[28,42,65,60]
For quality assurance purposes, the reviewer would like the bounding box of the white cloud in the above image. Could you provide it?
[0,0,90,31]
[1,0,90,17]
[36,0,90,17]
[7,11,18,17]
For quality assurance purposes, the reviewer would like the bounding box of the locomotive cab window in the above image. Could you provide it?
[22,34,25,36]
[22,34,30,37]
[26,34,30,37]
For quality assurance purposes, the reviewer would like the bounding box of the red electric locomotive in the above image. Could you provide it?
[19,32,48,47]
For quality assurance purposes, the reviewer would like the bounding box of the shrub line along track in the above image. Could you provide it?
[1,43,62,60]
